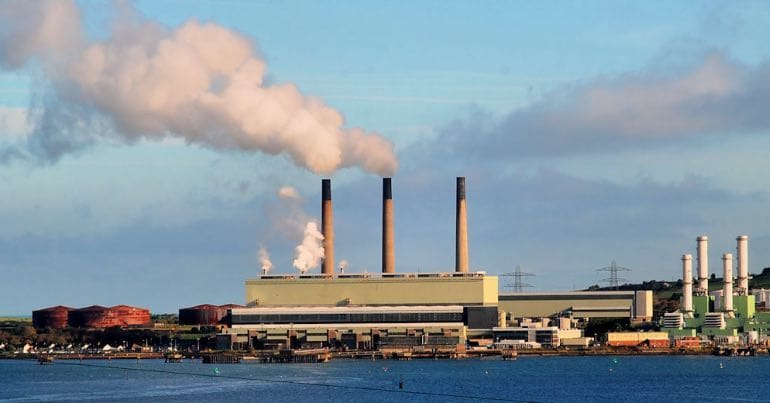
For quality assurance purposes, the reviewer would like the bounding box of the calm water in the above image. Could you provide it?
[1,356,769,402]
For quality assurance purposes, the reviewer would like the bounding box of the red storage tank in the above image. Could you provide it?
[106,305,151,327]
[68,305,108,328]
[68,305,150,328]
[32,306,72,329]
[179,304,243,326]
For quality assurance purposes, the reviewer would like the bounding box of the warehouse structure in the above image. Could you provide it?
[499,290,652,321]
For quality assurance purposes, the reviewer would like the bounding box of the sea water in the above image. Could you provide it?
[1,356,769,402]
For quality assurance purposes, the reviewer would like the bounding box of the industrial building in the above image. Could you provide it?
[499,290,652,320]
[664,235,770,344]
[229,177,654,350]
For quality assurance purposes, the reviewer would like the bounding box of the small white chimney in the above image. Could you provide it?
[737,235,749,294]
[696,236,709,294]
[722,253,734,317]
[682,254,693,316]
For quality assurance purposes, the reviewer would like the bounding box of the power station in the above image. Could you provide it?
[227,177,652,350]
[664,235,770,344]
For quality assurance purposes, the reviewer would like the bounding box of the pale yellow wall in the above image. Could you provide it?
[499,298,633,318]
[245,276,498,307]
[634,290,653,320]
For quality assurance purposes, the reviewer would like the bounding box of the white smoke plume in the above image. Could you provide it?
[338,259,349,273]
[277,186,302,201]
[0,0,398,175]
[258,246,273,275]
[292,221,324,274]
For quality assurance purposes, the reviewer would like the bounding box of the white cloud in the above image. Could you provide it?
[440,51,770,159]
[0,107,30,139]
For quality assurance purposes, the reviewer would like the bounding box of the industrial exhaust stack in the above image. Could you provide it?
[722,253,734,317]
[737,235,749,295]
[321,179,334,275]
[682,254,693,317]
[382,178,395,274]
[696,236,709,295]
[455,177,469,273]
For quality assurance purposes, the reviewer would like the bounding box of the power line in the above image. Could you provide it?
[48,360,532,402]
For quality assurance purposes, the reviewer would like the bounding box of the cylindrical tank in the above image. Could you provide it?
[737,235,749,293]
[682,254,693,315]
[722,253,734,315]
[697,236,709,293]
[179,304,244,326]
[106,305,151,327]
[68,305,107,328]
[321,179,334,275]
[32,306,72,329]
[68,305,150,328]
[455,177,469,273]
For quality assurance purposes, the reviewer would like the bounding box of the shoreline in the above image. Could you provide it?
[2,346,767,362]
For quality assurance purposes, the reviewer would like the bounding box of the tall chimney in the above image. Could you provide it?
[722,253,734,316]
[696,236,709,294]
[382,178,395,274]
[321,179,334,275]
[455,177,469,273]
[737,235,749,294]
[682,254,693,316]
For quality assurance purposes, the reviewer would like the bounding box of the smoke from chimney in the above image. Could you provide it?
[456,177,469,273]
[321,179,334,275]
[258,246,273,275]
[0,0,398,175]
[292,221,324,274]
[382,177,395,274]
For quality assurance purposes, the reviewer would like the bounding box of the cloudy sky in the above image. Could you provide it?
[2,1,770,314]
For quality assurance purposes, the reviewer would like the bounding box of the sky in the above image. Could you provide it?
[1,1,770,314]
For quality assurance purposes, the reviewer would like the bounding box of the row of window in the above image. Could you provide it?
[231,312,464,324]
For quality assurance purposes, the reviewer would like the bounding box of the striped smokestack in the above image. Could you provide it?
[382,178,395,273]
[455,177,469,273]
[321,179,334,275]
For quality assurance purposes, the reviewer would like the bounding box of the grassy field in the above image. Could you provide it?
[0,317,31,323]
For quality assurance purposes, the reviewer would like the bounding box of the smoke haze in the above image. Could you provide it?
[0,0,397,175]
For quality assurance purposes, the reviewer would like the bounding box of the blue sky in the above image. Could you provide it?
[1,1,770,314]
